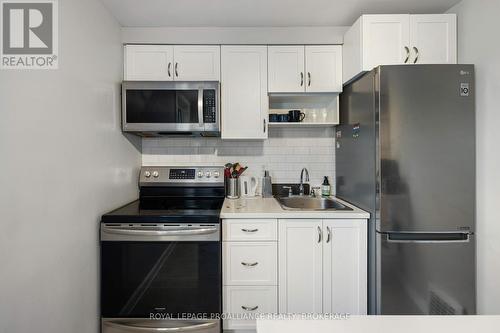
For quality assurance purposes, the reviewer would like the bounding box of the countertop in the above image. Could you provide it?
[220,196,370,219]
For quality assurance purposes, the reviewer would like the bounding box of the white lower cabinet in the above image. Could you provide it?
[222,218,367,332]
[278,220,323,313]
[278,219,367,315]
[223,286,277,330]
[223,242,277,286]
[222,219,278,332]
[322,220,367,315]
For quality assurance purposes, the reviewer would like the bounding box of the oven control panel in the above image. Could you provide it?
[169,169,196,180]
[140,166,224,185]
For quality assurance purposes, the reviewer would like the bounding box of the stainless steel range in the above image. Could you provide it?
[100,166,224,333]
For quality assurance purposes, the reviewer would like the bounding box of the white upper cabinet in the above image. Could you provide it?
[124,45,174,81]
[268,46,305,93]
[172,45,220,81]
[343,14,457,84]
[305,45,343,92]
[268,45,342,93]
[124,45,221,81]
[409,15,457,64]
[221,46,268,140]
[361,15,411,71]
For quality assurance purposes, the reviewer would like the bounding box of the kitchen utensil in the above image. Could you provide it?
[261,170,273,198]
[226,178,240,199]
[240,176,258,197]
[288,110,305,122]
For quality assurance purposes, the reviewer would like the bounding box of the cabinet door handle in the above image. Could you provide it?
[175,62,179,77]
[317,226,322,243]
[404,46,410,64]
[307,72,311,87]
[242,228,258,233]
[241,305,259,311]
[241,262,258,267]
[167,62,171,77]
[263,119,266,133]
[326,226,331,243]
[413,47,419,64]
[300,72,304,86]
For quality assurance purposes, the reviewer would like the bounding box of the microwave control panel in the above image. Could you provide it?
[203,90,217,123]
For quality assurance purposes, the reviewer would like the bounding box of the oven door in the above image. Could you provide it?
[100,224,221,322]
[122,81,219,134]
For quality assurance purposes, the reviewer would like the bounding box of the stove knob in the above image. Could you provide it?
[197,171,203,178]
[144,171,151,178]
[205,171,211,178]
[214,171,220,178]
[152,171,159,178]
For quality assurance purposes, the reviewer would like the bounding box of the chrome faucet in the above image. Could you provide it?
[299,168,310,196]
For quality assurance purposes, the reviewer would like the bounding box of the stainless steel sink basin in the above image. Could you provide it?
[276,196,353,211]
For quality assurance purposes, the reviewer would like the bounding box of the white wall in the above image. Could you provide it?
[447,0,500,315]
[143,128,336,188]
[122,26,347,45]
[0,0,141,332]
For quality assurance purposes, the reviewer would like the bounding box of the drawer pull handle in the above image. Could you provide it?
[241,262,258,267]
[241,228,258,233]
[241,305,259,311]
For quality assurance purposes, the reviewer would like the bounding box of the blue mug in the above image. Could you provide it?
[278,114,289,122]
[269,114,279,122]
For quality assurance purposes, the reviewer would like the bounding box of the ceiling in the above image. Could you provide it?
[101,0,462,27]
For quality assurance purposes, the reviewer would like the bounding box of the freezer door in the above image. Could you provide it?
[377,65,475,233]
[377,231,475,315]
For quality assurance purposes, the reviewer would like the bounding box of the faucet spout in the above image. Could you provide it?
[299,168,310,196]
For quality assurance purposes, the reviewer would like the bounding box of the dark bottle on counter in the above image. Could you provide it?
[321,176,331,197]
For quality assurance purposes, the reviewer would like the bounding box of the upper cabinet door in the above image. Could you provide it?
[278,219,323,314]
[362,15,411,71]
[221,46,268,140]
[268,46,305,93]
[409,14,457,64]
[322,220,367,315]
[173,45,221,81]
[124,45,174,81]
[305,45,343,93]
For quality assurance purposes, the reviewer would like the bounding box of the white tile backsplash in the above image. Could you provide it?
[142,127,336,187]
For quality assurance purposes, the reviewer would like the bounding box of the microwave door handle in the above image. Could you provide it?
[104,320,218,332]
[198,88,204,128]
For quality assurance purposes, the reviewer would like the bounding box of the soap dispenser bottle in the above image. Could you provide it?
[321,176,331,197]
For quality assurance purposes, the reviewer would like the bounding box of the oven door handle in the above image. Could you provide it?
[102,226,218,237]
[104,320,218,332]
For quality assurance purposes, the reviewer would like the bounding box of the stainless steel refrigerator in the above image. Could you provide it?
[336,65,476,315]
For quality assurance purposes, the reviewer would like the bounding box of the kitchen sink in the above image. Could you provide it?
[276,196,353,211]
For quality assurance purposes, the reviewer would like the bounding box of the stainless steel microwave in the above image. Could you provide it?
[122,81,220,136]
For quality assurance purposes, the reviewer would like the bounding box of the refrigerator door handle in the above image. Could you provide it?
[385,232,471,244]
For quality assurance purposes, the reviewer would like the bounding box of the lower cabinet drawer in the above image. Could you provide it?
[223,242,277,285]
[223,286,277,330]
[223,219,277,241]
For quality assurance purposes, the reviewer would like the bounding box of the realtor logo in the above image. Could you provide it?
[1,0,58,69]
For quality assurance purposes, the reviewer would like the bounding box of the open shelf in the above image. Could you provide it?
[268,122,338,127]
[268,93,339,126]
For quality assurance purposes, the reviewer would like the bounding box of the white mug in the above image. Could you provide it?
[239,176,258,197]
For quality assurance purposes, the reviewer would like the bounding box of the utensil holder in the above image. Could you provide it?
[226,178,240,199]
